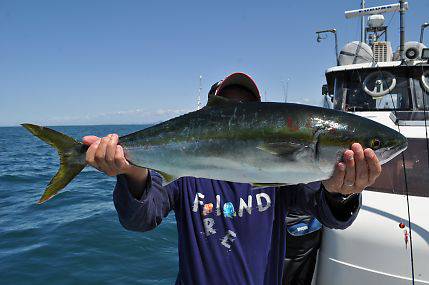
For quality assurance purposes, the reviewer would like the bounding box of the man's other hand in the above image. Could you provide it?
[83,134,131,176]
[83,134,147,179]
[83,134,149,199]
[322,143,382,195]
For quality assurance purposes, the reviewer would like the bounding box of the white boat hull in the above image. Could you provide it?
[315,111,429,284]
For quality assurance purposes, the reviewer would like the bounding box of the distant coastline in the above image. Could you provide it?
[0,123,157,128]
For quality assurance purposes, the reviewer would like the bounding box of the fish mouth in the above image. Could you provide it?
[378,143,408,165]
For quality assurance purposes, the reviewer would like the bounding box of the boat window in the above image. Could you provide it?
[332,69,429,196]
[333,76,346,110]
[367,138,429,197]
[413,70,429,110]
[333,70,412,111]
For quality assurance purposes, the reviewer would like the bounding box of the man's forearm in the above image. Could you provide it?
[283,183,361,230]
[113,170,177,232]
[124,167,149,200]
[322,187,361,222]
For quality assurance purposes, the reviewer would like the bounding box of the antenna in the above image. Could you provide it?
[420,22,429,43]
[316,29,339,65]
[399,0,406,61]
[282,79,290,103]
[361,0,366,43]
[281,81,286,103]
[345,1,409,59]
[197,75,202,110]
[345,2,408,19]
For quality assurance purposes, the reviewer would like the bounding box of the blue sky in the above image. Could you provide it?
[1,0,428,126]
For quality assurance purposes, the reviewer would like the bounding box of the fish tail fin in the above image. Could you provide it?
[21,124,88,204]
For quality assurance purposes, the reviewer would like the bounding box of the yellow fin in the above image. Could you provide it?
[251,183,287,188]
[156,170,178,186]
[21,124,87,204]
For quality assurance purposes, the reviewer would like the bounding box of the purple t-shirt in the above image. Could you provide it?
[113,171,360,285]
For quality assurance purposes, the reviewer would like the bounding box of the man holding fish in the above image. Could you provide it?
[24,72,407,283]
[81,73,384,284]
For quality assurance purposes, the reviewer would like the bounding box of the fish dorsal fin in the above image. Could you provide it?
[251,183,288,188]
[207,95,234,107]
[156,170,178,186]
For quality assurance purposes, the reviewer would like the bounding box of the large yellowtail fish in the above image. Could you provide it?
[22,97,407,204]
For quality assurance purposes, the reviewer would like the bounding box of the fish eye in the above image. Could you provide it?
[370,138,382,150]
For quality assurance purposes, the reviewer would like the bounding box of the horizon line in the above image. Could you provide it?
[0,122,158,128]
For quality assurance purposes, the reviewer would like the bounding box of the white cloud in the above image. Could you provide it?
[43,107,192,126]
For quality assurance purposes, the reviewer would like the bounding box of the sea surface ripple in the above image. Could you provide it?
[0,125,179,284]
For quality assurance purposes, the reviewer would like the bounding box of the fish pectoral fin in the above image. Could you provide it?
[156,170,178,186]
[251,182,288,188]
[257,141,309,160]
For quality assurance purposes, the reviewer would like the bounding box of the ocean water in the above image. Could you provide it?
[0,125,178,285]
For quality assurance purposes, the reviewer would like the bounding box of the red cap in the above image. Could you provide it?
[209,72,261,101]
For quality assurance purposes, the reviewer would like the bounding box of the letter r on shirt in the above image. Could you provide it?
[203,218,216,236]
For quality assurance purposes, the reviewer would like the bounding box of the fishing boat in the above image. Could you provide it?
[315,1,429,284]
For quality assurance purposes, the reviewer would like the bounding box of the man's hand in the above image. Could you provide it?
[322,143,382,195]
[83,134,131,176]
[83,134,149,195]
